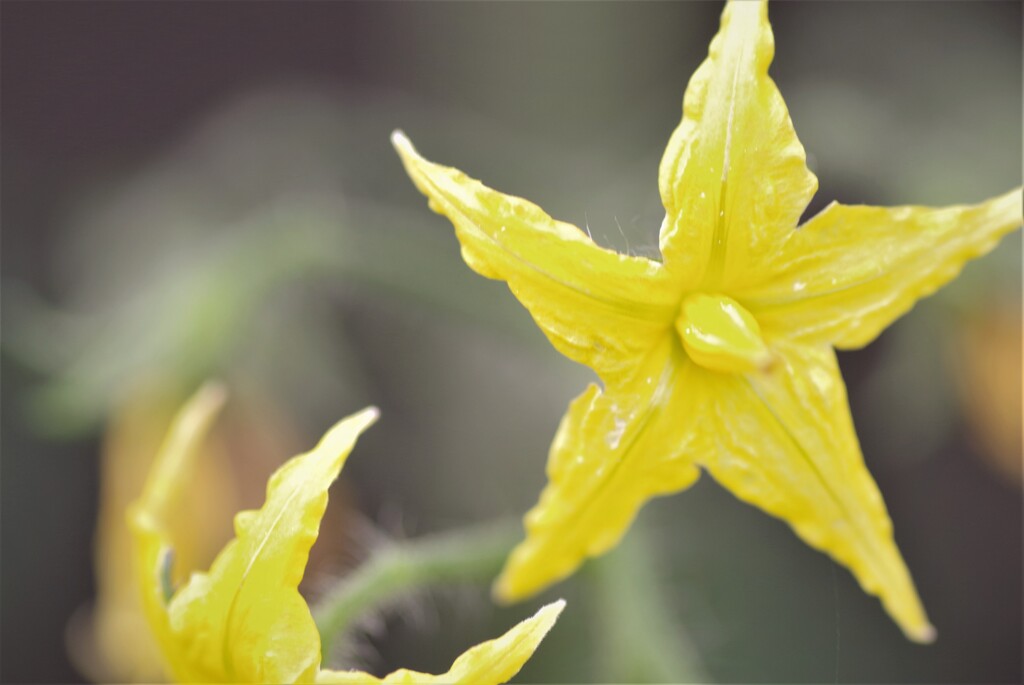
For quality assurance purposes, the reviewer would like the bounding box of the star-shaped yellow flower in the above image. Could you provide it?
[393,0,1022,643]
[130,384,564,683]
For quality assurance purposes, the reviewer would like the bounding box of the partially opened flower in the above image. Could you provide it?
[68,377,237,682]
[130,384,563,684]
[393,0,1023,642]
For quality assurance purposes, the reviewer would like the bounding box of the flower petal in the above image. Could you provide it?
[494,339,703,602]
[128,382,228,680]
[393,131,676,383]
[693,340,934,642]
[161,405,379,683]
[80,378,237,683]
[744,188,1023,349]
[316,600,565,685]
[658,0,817,290]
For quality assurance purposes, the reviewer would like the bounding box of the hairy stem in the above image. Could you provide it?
[314,518,521,659]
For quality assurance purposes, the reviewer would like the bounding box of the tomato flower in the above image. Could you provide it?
[393,0,1022,642]
[130,385,563,683]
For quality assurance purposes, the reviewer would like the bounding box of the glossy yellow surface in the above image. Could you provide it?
[676,293,772,373]
[394,0,1022,643]
[130,386,563,683]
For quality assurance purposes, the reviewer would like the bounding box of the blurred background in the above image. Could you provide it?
[2,2,1021,683]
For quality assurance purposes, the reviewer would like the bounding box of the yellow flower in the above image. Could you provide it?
[130,384,564,684]
[393,0,1022,643]
[68,377,237,683]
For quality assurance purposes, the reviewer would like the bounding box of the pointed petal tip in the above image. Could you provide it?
[526,599,566,640]
[1003,186,1023,219]
[541,598,567,620]
[390,129,413,154]
[514,599,566,648]
[727,0,766,10]
[907,622,937,645]
[309,406,380,470]
[191,380,228,416]
[344,405,381,434]
[361,404,381,423]
[723,0,768,25]
[391,130,429,181]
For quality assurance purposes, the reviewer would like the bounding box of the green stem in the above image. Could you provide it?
[314,519,521,659]
[589,524,709,683]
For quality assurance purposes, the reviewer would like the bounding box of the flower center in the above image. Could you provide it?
[675,293,771,373]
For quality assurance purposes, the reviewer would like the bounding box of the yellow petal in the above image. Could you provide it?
[692,339,934,642]
[743,188,1023,349]
[494,338,703,602]
[316,600,565,685]
[658,0,817,290]
[75,378,237,683]
[392,130,676,383]
[163,406,379,683]
[128,382,228,680]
